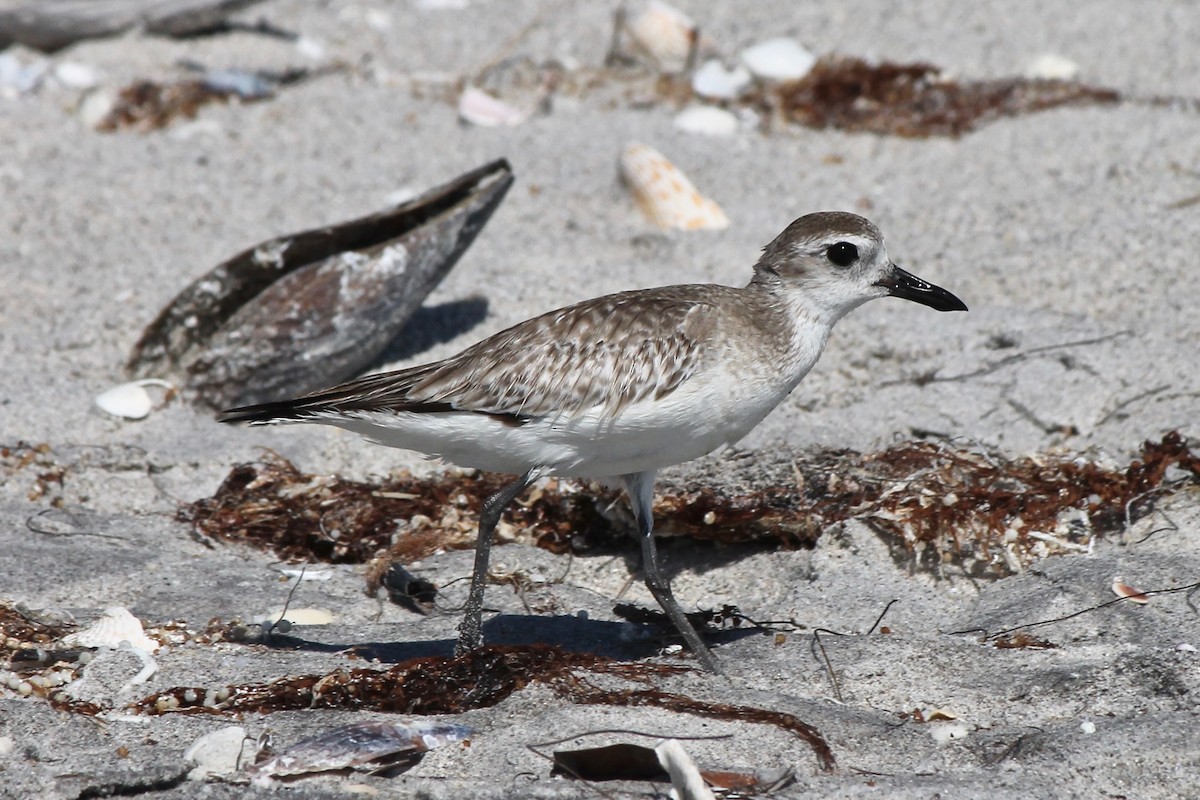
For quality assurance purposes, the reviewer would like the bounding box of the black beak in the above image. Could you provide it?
[876,265,968,312]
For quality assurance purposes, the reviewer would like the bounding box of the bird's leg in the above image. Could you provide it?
[455,468,539,656]
[624,471,721,674]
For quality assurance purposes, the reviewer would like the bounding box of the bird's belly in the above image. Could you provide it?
[323,376,786,479]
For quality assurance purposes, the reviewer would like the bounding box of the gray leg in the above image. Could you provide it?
[624,471,721,673]
[455,469,539,656]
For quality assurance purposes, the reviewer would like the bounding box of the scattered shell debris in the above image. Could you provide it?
[94,378,176,420]
[246,719,473,786]
[618,142,729,230]
[184,433,1200,582]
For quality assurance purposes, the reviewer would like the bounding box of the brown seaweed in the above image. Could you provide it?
[127,159,513,408]
[768,56,1121,138]
[183,433,1200,579]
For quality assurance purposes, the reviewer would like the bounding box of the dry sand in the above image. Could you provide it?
[1,1,1198,797]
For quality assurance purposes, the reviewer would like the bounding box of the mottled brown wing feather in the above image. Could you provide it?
[273,287,716,423]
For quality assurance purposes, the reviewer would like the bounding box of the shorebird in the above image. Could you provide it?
[220,211,967,673]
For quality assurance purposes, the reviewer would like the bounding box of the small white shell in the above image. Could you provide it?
[740,37,817,82]
[94,378,175,420]
[928,720,970,744]
[60,607,159,652]
[54,62,100,90]
[673,105,739,137]
[457,87,528,127]
[1025,54,1080,81]
[691,59,751,100]
[626,1,698,68]
[618,142,729,231]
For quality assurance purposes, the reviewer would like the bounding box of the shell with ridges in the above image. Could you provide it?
[618,142,729,231]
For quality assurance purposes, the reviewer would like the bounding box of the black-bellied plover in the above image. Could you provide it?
[220,211,968,673]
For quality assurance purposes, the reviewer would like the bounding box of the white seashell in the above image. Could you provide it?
[626,1,698,68]
[691,59,751,100]
[260,607,335,626]
[673,105,739,137]
[457,87,529,127]
[60,607,159,653]
[54,62,99,90]
[740,37,817,82]
[618,142,729,231]
[1176,642,1197,653]
[1025,54,1080,81]
[94,379,175,420]
[929,720,970,744]
[1079,720,1097,734]
[185,726,249,781]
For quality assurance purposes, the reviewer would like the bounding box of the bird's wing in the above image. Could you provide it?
[253,288,718,424]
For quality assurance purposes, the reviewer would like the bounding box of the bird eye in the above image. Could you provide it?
[826,242,859,267]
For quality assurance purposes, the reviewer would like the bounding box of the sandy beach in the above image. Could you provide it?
[1,1,1198,797]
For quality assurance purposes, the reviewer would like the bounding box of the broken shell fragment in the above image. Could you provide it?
[457,86,529,127]
[618,142,729,231]
[741,37,816,82]
[1111,577,1149,604]
[59,607,159,652]
[126,159,513,408]
[246,719,472,785]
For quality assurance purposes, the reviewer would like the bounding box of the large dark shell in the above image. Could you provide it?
[127,159,513,408]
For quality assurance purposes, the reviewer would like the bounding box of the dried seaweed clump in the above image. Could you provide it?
[857,432,1199,574]
[180,455,614,566]
[186,434,1199,579]
[134,645,833,769]
[770,56,1121,137]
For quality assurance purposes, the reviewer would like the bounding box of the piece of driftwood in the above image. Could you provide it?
[0,0,269,52]
[127,159,513,408]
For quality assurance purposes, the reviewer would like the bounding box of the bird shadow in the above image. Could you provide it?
[256,612,760,665]
[373,296,490,367]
